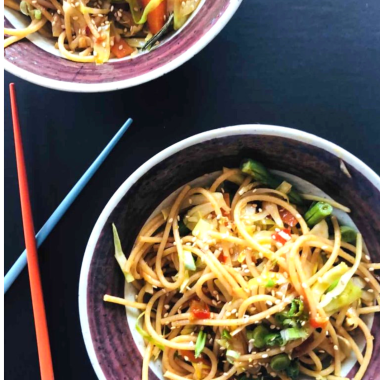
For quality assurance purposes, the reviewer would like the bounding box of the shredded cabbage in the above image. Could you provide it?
[320,237,362,308]
[112,224,134,282]
[136,312,164,350]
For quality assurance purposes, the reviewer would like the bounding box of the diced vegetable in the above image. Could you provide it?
[304,201,333,227]
[271,229,292,245]
[286,360,300,380]
[279,207,298,227]
[277,181,292,195]
[182,250,196,271]
[340,226,357,243]
[275,299,306,328]
[226,349,241,364]
[265,279,276,288]
[270,353,291,371]
[240,159,304,205]
[264,332,283,347]
[178,220,190,236]
[223,167,245,185]
[195,330,206,358]
[190,300,210,320]
[323,281,362,313]
[94,25,111,64]
[247,325,269,349]
[309,317,328,329]
[142,0,166,34]
[112,224,134,282]
[280,327,308,343]
[309,219,329,238]
[111,38,134,58]
[222,329,231,340]
[192,218,213,239]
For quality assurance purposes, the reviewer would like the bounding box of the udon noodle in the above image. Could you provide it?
[104,161,380,380]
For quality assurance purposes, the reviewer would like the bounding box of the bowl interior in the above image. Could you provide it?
[81,129,380,380]
[4,0,240,92]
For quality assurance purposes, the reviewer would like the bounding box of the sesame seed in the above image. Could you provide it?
[368,289,374,293]
[365,255,371,260]
[266,301,273,306]
[334,345,339,351]
[164,305,170,309]
[302,283,307,289]
[364,277,370,282]
[262,354,268,358]
[369,267,375,272]
[184,356,189,361]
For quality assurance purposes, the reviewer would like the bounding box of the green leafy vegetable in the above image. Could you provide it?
[270,353,291,371]
[247,325,269,348]
[304,201,333,227]
[178,219,190,236]
[265,279,276,288]
[240,159,304,205]
[182,250,196,271]
[195,330,206,358]
[222,329,232,340]
[275,299,307,328]
[226,349,241,364]
[311,262,349,302]
[286,360,300,380]
[112,224,134,282]
[280,327,308,343]
[264,333,283,347]
[323,281,362,313]
[340,226,357,243]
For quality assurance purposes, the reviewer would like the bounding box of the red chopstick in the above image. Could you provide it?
[9,83,55,380]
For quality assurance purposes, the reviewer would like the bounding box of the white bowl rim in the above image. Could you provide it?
[4,0,243,93]
[79,124,380,380]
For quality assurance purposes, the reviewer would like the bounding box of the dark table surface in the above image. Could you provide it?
[4,0,380,379]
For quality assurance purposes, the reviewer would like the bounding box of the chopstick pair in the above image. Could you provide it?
[7,83,132,379]
[5,107,133,293]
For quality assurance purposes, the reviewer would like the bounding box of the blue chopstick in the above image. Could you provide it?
[4,118,133,293]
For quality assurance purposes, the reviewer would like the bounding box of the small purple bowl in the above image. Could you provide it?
[4,0,242,92]
[79,125,380,379]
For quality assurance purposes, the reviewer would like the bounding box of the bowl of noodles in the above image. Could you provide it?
[4,0,242,92]
[79,125,380,380]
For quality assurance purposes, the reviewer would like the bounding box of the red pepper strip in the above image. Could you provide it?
[279,207,298,227]
[271,229,292,245]
[190,300,210,320]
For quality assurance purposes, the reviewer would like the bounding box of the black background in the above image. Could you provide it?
[4,0,380,379]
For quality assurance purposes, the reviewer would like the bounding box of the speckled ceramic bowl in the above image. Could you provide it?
[79,125,380,380]
[4,0,242,92]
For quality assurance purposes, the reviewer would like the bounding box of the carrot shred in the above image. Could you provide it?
[142,0,166,34]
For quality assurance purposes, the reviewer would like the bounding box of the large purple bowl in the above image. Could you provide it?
[4,0,242,92]
[79,125,380,379]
